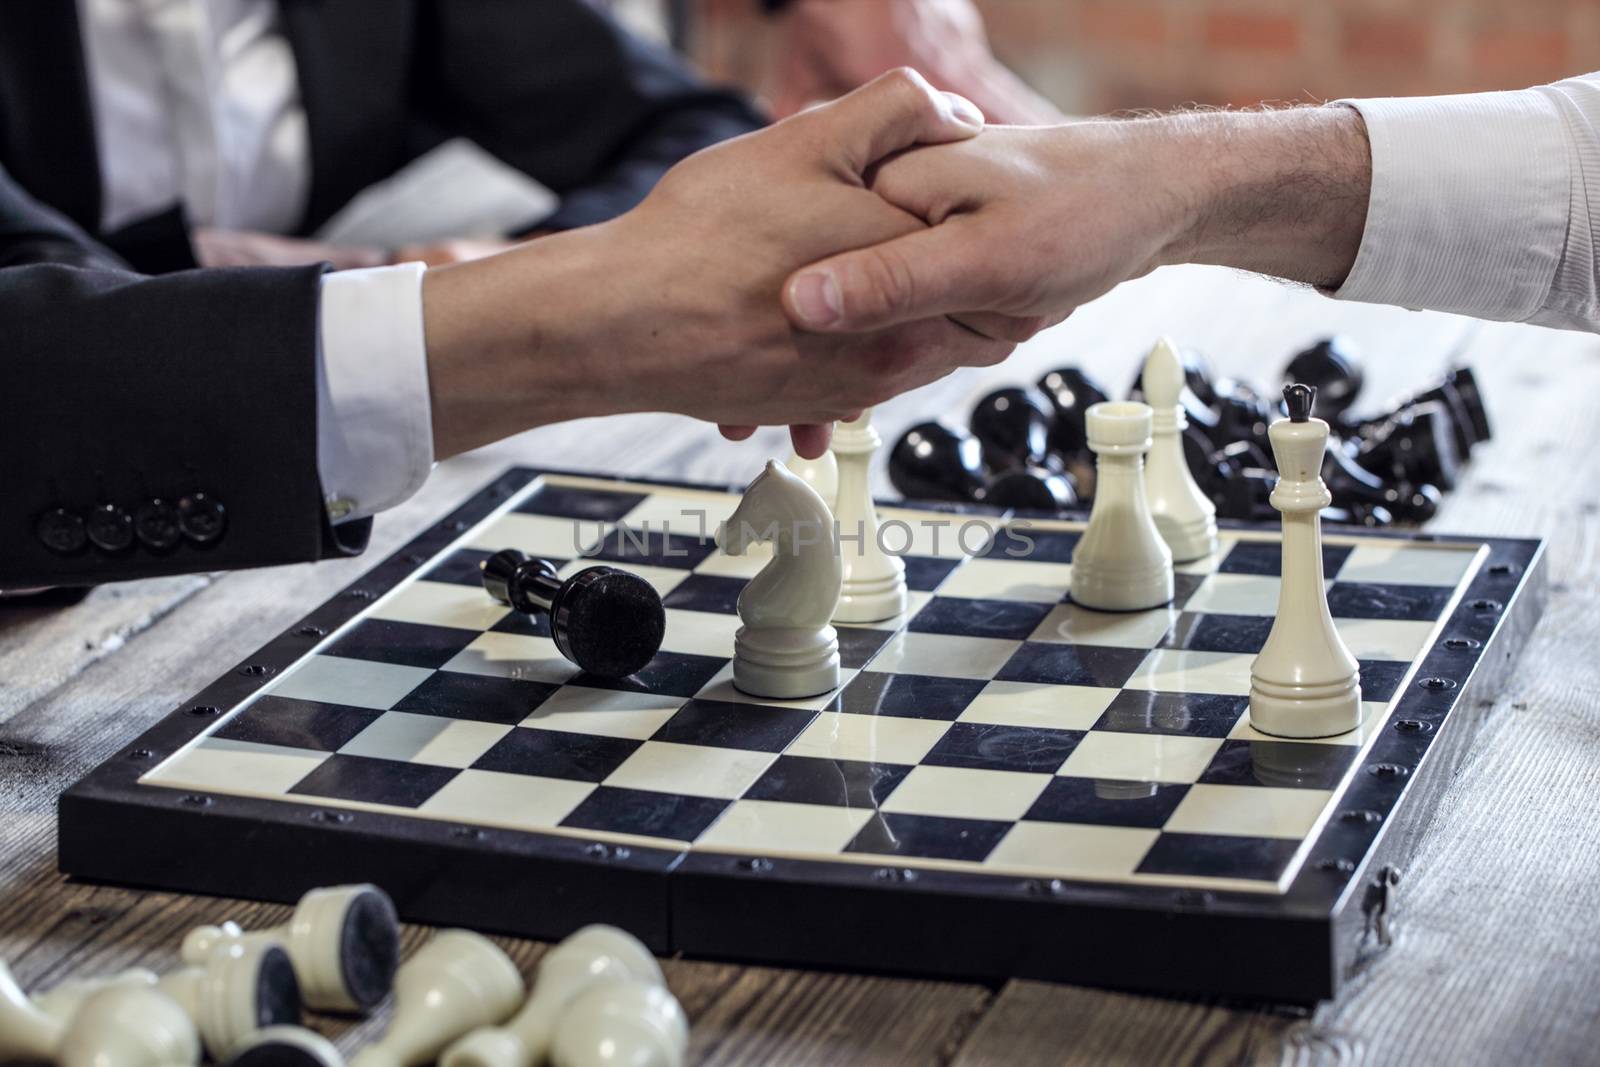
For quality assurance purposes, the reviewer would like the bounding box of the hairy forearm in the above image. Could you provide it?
[1157,106,1372,288]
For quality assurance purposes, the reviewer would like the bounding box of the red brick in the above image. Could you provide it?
[1203,10,1301,54]
[1340,14,1431,65]
[1077,3,1167,49]
[1470,27,1570,75]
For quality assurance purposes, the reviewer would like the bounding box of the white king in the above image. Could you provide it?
[1248,384,1362,738]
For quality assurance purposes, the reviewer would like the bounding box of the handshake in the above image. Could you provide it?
[423,69,1372,463]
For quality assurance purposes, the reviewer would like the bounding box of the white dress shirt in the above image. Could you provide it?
[1338,73,1600,332]
[77,0,433,522]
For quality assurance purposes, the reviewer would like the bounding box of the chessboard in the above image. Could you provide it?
[59,467,1546,1005]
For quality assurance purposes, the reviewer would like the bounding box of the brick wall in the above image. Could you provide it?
[688,0,1600,115]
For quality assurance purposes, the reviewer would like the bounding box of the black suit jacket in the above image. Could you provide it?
[0,0,764,272]
[0,163,366,588]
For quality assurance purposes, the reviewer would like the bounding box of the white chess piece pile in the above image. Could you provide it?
[0,885,688,1067]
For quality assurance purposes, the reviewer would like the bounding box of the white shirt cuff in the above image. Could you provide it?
[1333,90,1569,321]
[316,262,433,523]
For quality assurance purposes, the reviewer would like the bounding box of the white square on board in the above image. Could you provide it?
[269,655,434,710]
[338,711,512,768]
[935,559,1073,604]
[143,738,328,796]
[1029,603,1179,649]
[441,633,581,685]
[419,769,593,831]
[604,741,775,799]
[785,712,948,765]
[1334,542,1478,587]
[957,681,1119,731]
[880,765,1052,821]
[1124,649,1255,697]
[1057,731,1223,784]
[1164,783,1332,839]
[369,580,511,633]
[985,823,1160,880]
[695,799,872,854]
[522,686,686,739]
[870,631,1021,679]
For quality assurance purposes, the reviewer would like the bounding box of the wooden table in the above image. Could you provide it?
[4,265,1597,1065]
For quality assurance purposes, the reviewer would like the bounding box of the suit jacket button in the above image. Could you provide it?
[37,508,87,554]
[87,503,135,552]
[135,500,183,550]
[178,493,226,544]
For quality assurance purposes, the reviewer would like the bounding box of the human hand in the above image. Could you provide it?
[422,70,1015,461]
[769,0,1063,125]
[391,237,520,268]
[192,227,388,270]
[783,107,1371,340]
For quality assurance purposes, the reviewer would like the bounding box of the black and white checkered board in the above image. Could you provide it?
[60,468,1546,1004]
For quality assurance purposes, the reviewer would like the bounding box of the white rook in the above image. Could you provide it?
[1070,402,1174,612]
[1249,384,1362,738]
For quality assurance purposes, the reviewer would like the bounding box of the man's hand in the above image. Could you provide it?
[769,0,1063,126]
[782,107,1372,340]
[421,70,1012,460]
[193,227,388,270]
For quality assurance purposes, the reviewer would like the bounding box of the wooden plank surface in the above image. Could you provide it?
[2,265,1597,1064]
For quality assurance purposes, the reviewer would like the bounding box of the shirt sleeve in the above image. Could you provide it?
[1334,73,1600,332]
[316,262,434,523]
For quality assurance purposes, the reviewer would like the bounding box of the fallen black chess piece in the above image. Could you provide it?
[482,549,664,678]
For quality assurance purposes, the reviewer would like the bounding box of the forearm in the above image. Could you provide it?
[1164,107,1371,290]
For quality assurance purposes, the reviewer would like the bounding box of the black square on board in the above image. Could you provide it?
[577,651,728,698]
[213,696,382,752]
[1135,832,1300,881]
[1325,582,1454,621]
[979,526,1079,563]
[1160,613,1273,655]
[1025,776,1190,828]
[421,548,500,587]
[662,574,748,615]
[1197,738,1356,790]
[922,722,1082,773]
[516,484,646,522]
[996,642,1148,688]
[909,596,1053,641]
[834,626,896,670]
[901,555,964,592]
[1095,691,1247,737]
[1218,540,1353,577]
[322,619,479,670]
[288,754,458,808]
[832,671,986,720]
[1358,659,1411,702]
[581,527,717,570]
[561,786,726,842]
[1170,571,1209,610]
[652,699,817,752]
[744,755,912,807]
[472,727,639,782]
[845,812,1011,862]
[396,671,559,724]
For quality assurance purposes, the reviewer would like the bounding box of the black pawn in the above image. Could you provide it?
[483,550,664,678]
[1036,366,1110,457]
[1284,337,1363,422]
[969,386,1054,472]
[889,422,986,503]
[983,467,1078,511]
[1356,401,1461,492]
[1323,441,1437,524]
[1213,377,1274,449]
[1409,379,1476,459]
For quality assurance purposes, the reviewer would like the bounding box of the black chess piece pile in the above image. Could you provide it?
[888,335,1490,527]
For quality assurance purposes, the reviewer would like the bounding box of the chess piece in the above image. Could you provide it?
[441,925,662,1067]
[1355,401,1461,492]
[482,550,665,678]
[348,931,525,1067]
[718,460,843,699]
[548,981,687,1067]
[34,943,299,1062]
[982,467,1077,511]
[786,449,837,512]
[54,985,202,1067]
[1322,443,1439,524]
[969,387,1054,472]
[1141,337,1219,561]
[829,411,908,623]
[1284,336,1363,422]
[182,884,399,1014]
[1249,385,1362,738]
[1447,364,1491,442]
[227,1027,345,1067]
[887,422,985,503]
[1036,366,1110,457]
[1069,402,1173,611]
[1408,378,1477,459]
[0,959,63,1060]
[1213,377,1274,451]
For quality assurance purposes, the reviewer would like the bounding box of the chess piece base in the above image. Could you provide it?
[733,626,841,699]
[1070,558,1173,613]
[1152,512,1219,564]
[1248,674,1362,738]
[832,573,907,624]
